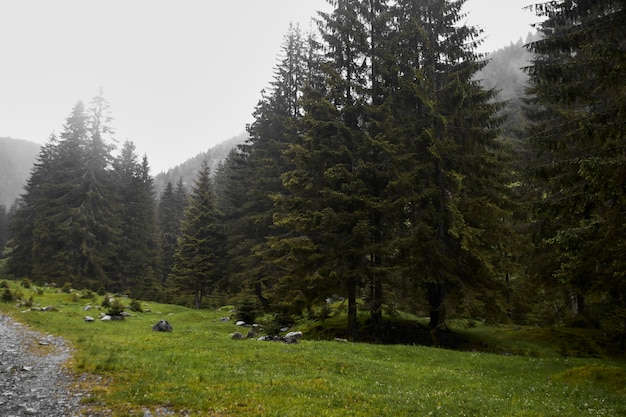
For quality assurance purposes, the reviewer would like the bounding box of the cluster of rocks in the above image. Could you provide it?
[225,317,304,344]
[28,305,56,312]
[257,331,303,344]
[84,312,132,322]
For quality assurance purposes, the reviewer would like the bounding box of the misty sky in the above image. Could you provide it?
[0,0,540,173]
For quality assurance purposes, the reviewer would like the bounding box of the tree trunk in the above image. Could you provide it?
[347,274,358,341]
[370,270,383,343]
[254,281,269,308]
[426,281,446,328]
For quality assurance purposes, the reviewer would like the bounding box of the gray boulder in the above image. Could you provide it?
[152,320,173,332]
[285,331,303,340]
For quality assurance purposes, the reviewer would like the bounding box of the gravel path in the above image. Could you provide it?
[0,313,87,416]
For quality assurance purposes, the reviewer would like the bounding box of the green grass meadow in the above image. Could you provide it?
[1,281,625,416]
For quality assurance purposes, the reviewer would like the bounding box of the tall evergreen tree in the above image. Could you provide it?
[5,136,58,279]
[7,92,121,290]
[270,0,399,340]
[156,177,188,294]
[0,205,8,256]
[112,142,160,298]
[525,1,626,331]
[158,181,180,288]
[171,160,224,308]
[242,24,313,307]
[67,92,120,288]
[31,101,92,284]
[388,0,514,327]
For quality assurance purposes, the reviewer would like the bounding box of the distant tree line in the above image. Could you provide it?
[1,0,623,344]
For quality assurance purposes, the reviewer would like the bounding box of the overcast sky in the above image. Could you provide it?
[0,0,540,173]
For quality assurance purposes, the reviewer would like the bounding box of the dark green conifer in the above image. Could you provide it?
[525,0,626,328]
[112,142,160,298]
[171,160,224,309]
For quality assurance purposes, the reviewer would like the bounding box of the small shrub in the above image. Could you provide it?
[2,287,14,303]
[129,299,143,313]
[107,299,125,316]
[0,280,9,289]
[81,290,97,300]
[21,278,32,289]
[101,295,112,308]
[61,282,72,293]
[236,298,263,324]
[21,296,34,308]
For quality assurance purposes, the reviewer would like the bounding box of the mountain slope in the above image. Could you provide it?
[153,132,248,196]
[0,137,40,208]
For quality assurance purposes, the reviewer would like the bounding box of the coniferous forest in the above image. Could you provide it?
[1,0,624,344]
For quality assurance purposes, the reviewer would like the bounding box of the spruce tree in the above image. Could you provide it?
[270,0,398,340]
[240,23,313,310]
[525,1,626,329]
[5,136,57,279]
[31,102,91,284]
[112,142,160,298]
[0,205,7,256]
[388,0,514,327]
[158,181,180,288]
[8,93,121,290]
[171,160,224,308]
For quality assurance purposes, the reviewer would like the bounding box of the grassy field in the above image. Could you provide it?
[1,280,625,417]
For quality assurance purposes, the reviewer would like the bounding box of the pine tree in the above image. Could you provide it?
[112,142,160,298]
[5,136,57,279]
[171,160,224,308]
[270,0,398,340]
[0,205,8,256]
[158,181,179,288]
[8,92,121,290]
[240,23,314,310]
[525,1,626,330]
[387,0,514,327]
[31,102,91,284]
[69,92,120,287]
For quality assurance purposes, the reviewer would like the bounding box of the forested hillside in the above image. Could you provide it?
[0,137,40,208]
[153,132,247,196]
[476,32,542,139]
[2,0,624,346]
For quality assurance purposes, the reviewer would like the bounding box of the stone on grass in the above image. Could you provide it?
[152,320,173,332]
[285,331,303,340]
[84,316,95,322]
[231,332,244,340]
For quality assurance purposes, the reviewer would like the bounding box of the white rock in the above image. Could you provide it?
[285,331,303,340]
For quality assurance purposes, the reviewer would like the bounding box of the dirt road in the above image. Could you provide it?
[0,313,85,416]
